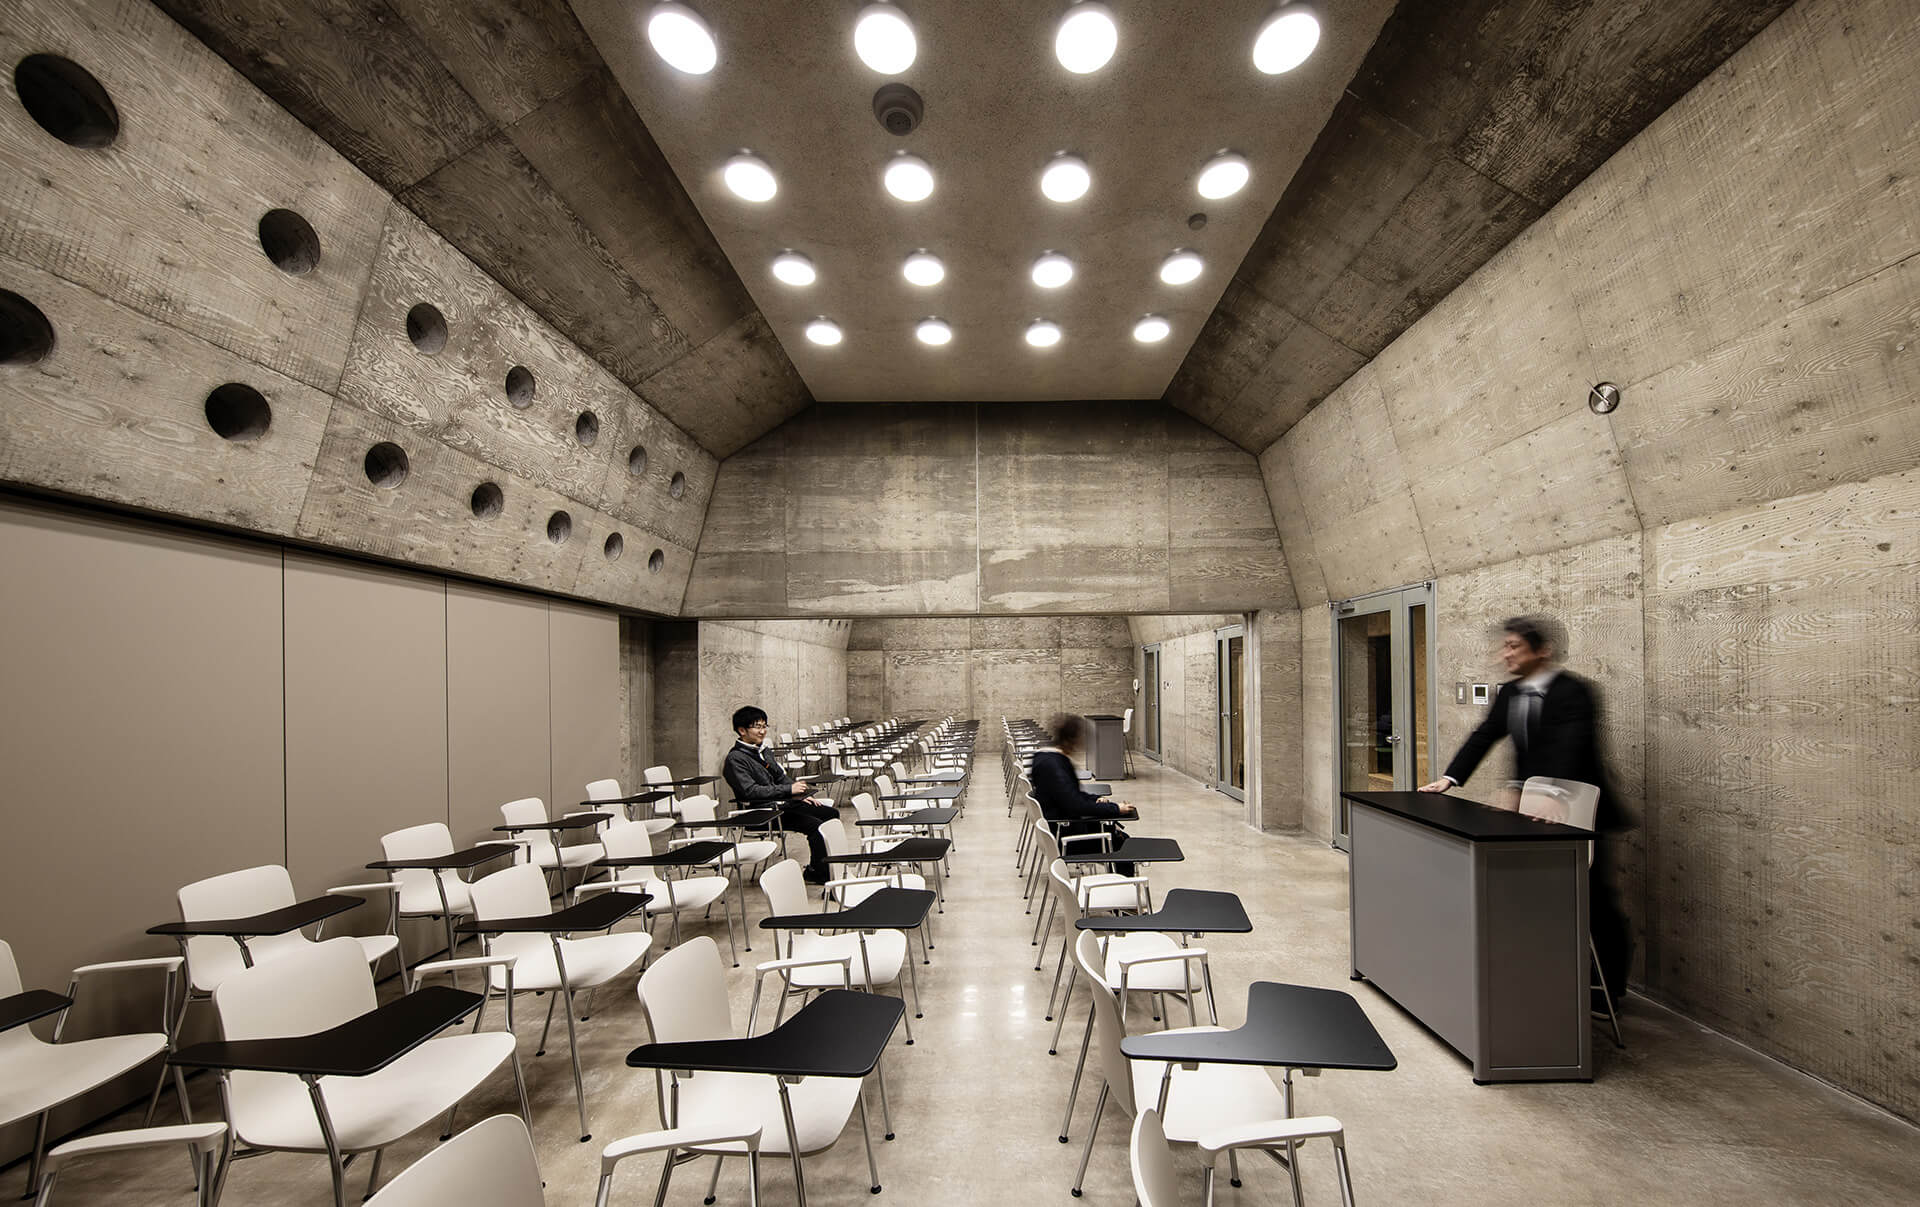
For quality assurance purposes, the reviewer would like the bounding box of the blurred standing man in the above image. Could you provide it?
[1419,616,1632,1004]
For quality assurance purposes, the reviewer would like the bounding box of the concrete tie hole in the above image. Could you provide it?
[364,441,409,489]
[505,365,535,408]
[546,510,572,545]
[15,54,119,148]
[470,481,504,519]
[669,471,686,499]
[575,411,599,448]
[204,383,271,442]
[628,445,648,477]
[406,303,447,355]
[604,532,624,562]
[648,548,665,573]
[258,209,321,275]
[0,289,56,366]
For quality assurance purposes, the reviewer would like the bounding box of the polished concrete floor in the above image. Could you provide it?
[30,758,1920,1205]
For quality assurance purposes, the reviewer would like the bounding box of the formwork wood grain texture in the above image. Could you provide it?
[694,620,851,775]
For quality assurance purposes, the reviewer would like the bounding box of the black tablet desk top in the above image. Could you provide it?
[760,888,935,933]
[494,813,609,834]
[825,837,950,865]
[1339,791,1592,842]
[455,891,648,935]
[170,986,481,1077]
[1060,837,1184,865]
[877,789,957,803]
[1,989,72,1034]
[654,776,720,788]
[148,894,364,939]
[898,771,967,784]
[578,789,677,809]
[854,808,958,828]
[1075,888,1250,934]
[679,807,787,832]
[1121,982,1396,1073]
[598,840,734,869]
[624,989,903,1080]
[367,845,516,872]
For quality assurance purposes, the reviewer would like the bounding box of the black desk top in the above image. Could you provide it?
[1061,837,1184,865]
[368,845,515,872]
[171,986,480,1076]
[495,813,609,833]
[1121,982,1396,1072]
[456,891,648,935]
[1340,791,1592,842]
[625,989,903,1079]
[655,776,719,788]
[149,894,364,939]
[854,807,958,827]
[1085,714,1125,721]
[676,808,785,832]
[878,789,957,802]
[1,989,72,1033]
[579,790,677,809]
[1075,888,1251,934]
[898,771,967,783]
[825,837,950,864]
[760,887,935,932]
[599,840,733,869]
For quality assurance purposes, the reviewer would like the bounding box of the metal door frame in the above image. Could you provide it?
[1141,643,1163,761]
[1330,582,1437,850]
[1215,623,1246,801]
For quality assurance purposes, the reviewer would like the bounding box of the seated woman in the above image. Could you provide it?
[1029,713,1138,875]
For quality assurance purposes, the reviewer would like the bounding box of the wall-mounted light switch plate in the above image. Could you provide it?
[1472,683,1491,704]
[1454,682,1467,704]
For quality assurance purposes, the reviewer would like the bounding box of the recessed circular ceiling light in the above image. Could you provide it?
[770,251,815,286]
[646,3,717,74]
[1040,154,1091,202]
[884,153,935,202]
[1197,152,1250,199]
[854,3,917,74]
[1026,320,1062,348]
[722,153,776,201]
[1254,3,1320,74]
[902,251,945,286]
[805,318,843,346]
[1160,249,1204,285]
[916,318,952,345]
[1133,315,1171,343]
[1031,252,1074,289]
[1055,3,1118,74]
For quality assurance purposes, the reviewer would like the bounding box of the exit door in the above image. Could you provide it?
[1332,583,1435,849]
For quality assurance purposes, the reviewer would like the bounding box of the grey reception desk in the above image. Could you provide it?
[1341,791,1593,1083]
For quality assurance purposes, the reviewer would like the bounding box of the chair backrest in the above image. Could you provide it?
[819,817,853,859]
[585,778,623,803]
[1130,1109,1180,1207]
[0,939,20,999]
[381,822,458,916]
[759,859,812,919]
[469,863,552,923]
[850,792,880,823]
[675,795,718,823]
[1123,707,1134,734]
[0,940,37,1061]
[367,1114,543,1206]
[1519,777,1601,830]
[599,819,658,862]
[178,865,300,991]
[499,798,557,865]
[1075,929,1136,1116]
[874,773,896,799]
[638,935,732,1043]
[216,937,378,1128]
[643,765,672,788]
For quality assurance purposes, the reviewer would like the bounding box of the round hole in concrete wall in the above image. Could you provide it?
[668,471,686,499]
[470,480,503,519]
[628,445,648,476]
[575,410,599,447]
[204,383,271,442]
[257,209,321,275]
[604,531,624,561]
[546,509,572,544]
[364,441,409,489]
[14,54,119,148]
[406,303,447,354]
[648,548,665,573]
[505,365,535,408]
[0,289,56,366]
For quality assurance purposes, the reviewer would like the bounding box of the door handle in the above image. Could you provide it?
[1385,734,1403,743]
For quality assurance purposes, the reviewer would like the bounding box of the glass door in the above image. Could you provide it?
[1216,624,1246,800]
[1332,583,1435,849]
[1141,644,1163,761]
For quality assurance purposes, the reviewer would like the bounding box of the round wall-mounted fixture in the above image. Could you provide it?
[1254,3,1320,74]
[1025,320,1062,348]
[771,251,815,286]
[1055,3,1118,74]
[1040,154,1091,202]
[647,3,717,74]
[805,318,843,346]
[722,152,777,201]
[1588,382,1621,414]
[883,153,934,201]
[1132,315,1171,344]
[1197,152,1250,199]
[916,318,951,345]
[902,251,945,286]
[854,3,916,74]
[872,82,924,135]
[1031,252,1073,289]
[1159,250,1204,285]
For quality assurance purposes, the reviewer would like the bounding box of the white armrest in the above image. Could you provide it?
[327,882,398,894]
[601,1123,763,1176]
[69,957,183,979]
[45,1122,227,1173]
[756,953,853,978]
[576,877,658,899]
[1115,946,1208,970]
[824,874,898,893]
[1198,1116,1345,1163]
[1079,875,1149,907]
[413,954,517,977]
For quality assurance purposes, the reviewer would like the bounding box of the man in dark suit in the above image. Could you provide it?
[1420,616,1632,1001]
[721,705,840,885]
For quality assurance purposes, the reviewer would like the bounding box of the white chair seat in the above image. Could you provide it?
[1080,880,1148,913]
[783,930,906,989]
[1127,1027,1288,1142]
[486,932,652,994]
[398,875,472,920]
[714,840,779,866]
[187,931,397,996]
[673,1071,864,1156]
[539,843,606,872]
[1106,933,1205,993]
[0,1032,167,1125]
[643,875,730,915]
[233,1032,519,1153]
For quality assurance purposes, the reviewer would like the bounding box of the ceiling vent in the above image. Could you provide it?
[872,83,924,136]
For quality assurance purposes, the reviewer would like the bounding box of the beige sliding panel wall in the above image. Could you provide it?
[550,604,622,814]
[447,585,552,847]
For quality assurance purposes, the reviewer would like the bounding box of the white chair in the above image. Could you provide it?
[1123,708,1137,775]
[1069,930,1288,1197]
[674,794,781,878]
[211,937,525,1207]
[1,940,188,1196]
[587,776,676,838]
[819,816,925,907]
[377,822,519,976]
[31,1122,229,1207]
[498,797,604,897]
[1131,1106,1356,1207]
[575,818,737,964]
[468,863,651,1141]
[758,860,919,1044]
[637,937,876,1204]
[1518,776,1622,1049]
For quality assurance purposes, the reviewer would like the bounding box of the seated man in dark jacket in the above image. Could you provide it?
[721,705,840,884]
[1030,713,1138,876]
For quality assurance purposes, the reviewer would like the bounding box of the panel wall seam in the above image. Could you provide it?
[280,549,290,867]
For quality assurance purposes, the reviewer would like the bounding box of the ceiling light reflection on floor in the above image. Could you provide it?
[902,251,945,286]
[721,153,776,201]
[805,318,843,345]
[1254,3,1320,74]
[770,251,815,286]
[1055,3,1118,74]
[1040,154,1091,202]
[1197,152,1250,199]
[884,153,935,202]
[854,3,917,74]
[1159,249,1203,285]
[646,3,717,74]
[1031,252,1074,289]
[916,318,952,345]
[1026,320,1062,347]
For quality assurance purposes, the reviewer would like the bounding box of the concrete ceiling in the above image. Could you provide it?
[573,0,1395,402]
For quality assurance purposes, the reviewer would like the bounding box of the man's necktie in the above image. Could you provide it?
[1514,686,1542,752]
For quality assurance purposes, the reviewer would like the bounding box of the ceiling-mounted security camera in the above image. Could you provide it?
[873,82,924,136]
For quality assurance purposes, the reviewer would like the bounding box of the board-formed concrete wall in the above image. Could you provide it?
[1257,0,1918,1120]
[0,0,713,613]
[695,621,850,780]
[685,401,1292,617]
